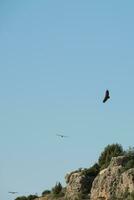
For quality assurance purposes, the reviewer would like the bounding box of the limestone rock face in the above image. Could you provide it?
[65,170,94,200]
[33,156,134,200]
[90,156,134,200]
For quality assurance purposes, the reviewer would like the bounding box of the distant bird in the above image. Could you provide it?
[56,134,68,138]
[103,90,110,103]
[8,192,18,194]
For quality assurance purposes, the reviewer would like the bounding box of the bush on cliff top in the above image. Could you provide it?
[82,163,100,176]
[52,182,62,195]
[42,189,51,196]
[98,143,124,169]
[15,195,38,200]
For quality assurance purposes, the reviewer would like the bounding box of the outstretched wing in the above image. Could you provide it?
[56,134,68,138]
[8,192,18,194]
[103,90,110,103]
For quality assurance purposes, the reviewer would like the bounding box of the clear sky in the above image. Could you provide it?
[0,1,134,200]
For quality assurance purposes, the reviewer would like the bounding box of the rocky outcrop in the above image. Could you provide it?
[64,156,134,200]
[32,156,134,200]
[90,156,134,200]
[65,169,94,200]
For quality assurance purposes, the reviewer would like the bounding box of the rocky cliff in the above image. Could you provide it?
[65,168,95,200]
[64,156,134,200]
[90,156,134,200]
[25,156,134,200]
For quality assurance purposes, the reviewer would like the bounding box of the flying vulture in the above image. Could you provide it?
[103,90,110,103]
[8,192,18,194]
[56,134,68,138]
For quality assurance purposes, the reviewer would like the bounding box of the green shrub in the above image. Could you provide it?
[42,189,51,196]
[82,163,100,176]
[15,194,38,200]
[120,147,134,172]
[98,143,124,169]
[27,195,38,200]
[15,196,27,200]
[124,159,134,170]
[52,182,62,195]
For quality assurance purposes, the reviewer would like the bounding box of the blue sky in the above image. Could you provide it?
[0,1,134,200]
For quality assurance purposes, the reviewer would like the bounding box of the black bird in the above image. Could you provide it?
[103,90,110,103]
[8,192,18,194]
[56,134,68,138]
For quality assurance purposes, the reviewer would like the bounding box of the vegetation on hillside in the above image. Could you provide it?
[15,195,38,200]
[98,143,124,170]
[123,147,134,171]
[15,143,134,200]
[42,189,51,196]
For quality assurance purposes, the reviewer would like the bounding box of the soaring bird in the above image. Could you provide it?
[103,90,110,103]
[8,192,18,194]
[56,134,68,138]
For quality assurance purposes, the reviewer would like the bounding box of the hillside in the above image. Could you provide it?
[15,144,134,200]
